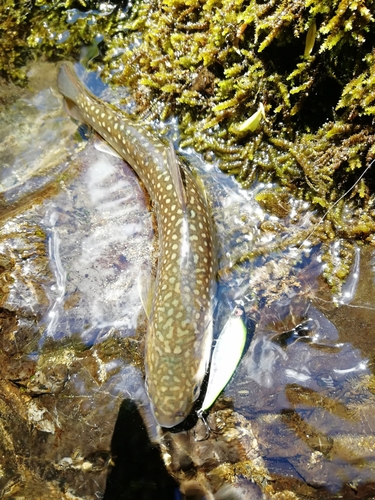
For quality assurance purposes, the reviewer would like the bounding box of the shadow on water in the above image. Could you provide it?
[104,399,179,500]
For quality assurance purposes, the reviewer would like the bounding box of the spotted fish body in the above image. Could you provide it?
[58,63,216,428]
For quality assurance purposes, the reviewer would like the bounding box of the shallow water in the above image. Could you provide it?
[1,61,375,499]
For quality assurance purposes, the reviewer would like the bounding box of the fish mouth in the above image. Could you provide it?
[153,408,190,429]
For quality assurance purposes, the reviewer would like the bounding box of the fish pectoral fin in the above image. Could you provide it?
[62,98,85,123]
[166,143,187,211]
[137,270,155,319]
[94,139,122,158]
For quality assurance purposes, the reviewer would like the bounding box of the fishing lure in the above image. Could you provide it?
[196,305,247,439]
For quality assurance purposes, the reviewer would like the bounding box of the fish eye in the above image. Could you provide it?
[193,384,200,401]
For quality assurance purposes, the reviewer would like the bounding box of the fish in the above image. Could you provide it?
[57,62,216,428]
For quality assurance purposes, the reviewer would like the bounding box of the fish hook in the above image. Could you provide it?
[194,410,213,442]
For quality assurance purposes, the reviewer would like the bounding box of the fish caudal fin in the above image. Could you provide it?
[57,63,85,122]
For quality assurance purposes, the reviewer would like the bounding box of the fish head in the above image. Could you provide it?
[145,319,212,428]
[144,354,202,428]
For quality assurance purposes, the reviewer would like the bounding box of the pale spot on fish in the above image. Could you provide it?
[165,317,173,328]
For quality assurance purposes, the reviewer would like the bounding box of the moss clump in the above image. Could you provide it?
[0,0,132,82]
[0,0,32,81]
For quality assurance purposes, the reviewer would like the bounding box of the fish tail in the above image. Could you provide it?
[57,62,85,122]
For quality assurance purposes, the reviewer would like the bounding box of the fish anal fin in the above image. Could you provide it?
[94,139,122,158]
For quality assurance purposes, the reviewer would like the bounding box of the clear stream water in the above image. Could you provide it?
[1,61,375,499]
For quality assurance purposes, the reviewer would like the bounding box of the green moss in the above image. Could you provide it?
[0,1,138,81]
[0,0,31,81]
[337,51,375,115]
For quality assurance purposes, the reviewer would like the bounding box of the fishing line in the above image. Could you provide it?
[298,158,375,249]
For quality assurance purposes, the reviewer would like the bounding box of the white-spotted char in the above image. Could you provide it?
[57,63,216,428]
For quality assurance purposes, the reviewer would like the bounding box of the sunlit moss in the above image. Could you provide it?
[337,51,375,116]
[0,0,31,81]
[0,1,135,81]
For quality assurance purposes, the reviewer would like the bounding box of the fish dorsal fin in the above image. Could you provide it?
[192,171,209,206]
[166,143,187,211]
[137,270,155,319]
